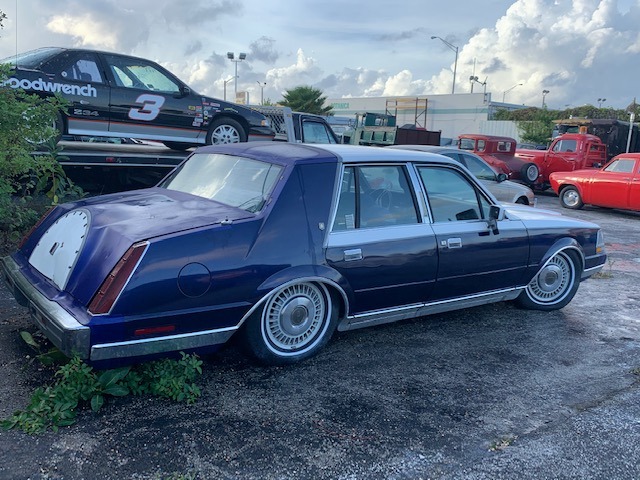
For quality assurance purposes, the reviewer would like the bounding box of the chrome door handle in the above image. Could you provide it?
[447,238,462,249]
[344,248,362,261]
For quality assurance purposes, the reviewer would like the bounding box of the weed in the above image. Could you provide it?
[592,258,615,279]
[489,435,517,452]
[2,353,203,434]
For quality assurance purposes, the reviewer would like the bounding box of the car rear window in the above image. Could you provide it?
[161,153,283,213]
[1,47,62,68]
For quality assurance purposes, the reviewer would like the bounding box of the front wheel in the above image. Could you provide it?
[516,250,581,311]
[242,282,338,365]
[560,186,584,209]
[206,117,247,144]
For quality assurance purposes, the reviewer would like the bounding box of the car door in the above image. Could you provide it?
[39,50,110,135]
[298,117,338,143]
[588,158,636,208]
[99,53,202,143]
[326,164,438,313]
[415,165,529,299]
[630,159,640,210]
[543,138,580,175]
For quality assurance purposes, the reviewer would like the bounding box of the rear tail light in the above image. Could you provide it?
[18,206,56,249]
[88,241,148,315]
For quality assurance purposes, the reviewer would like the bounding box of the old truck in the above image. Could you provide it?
[250,106,339,144]
[458,133,607,190]
[342,112,441,147]
[552,118,640,159]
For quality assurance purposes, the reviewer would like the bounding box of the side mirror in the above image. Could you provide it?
[496,173,507,183]
[487,205,504,234]
[174,85,191,98]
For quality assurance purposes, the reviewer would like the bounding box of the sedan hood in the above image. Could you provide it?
[24,188,253,300]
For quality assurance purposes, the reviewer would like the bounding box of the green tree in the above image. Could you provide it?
[0,64,82,252]
[280,86,333,115]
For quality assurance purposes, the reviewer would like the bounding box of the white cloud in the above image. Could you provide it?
[47,14,120,50]
[2,0,640,108]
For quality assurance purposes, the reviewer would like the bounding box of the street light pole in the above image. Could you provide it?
[257,81,266,105]
[223,76,236,101]
[502,83,523,103]
[431,36,458,94]
[542,89,550,108]
[597,98,606,108]
[227,52,247,101]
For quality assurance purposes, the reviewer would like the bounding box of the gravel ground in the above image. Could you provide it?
[0,192,639,480]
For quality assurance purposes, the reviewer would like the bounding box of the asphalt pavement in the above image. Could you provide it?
[0,192,639,480]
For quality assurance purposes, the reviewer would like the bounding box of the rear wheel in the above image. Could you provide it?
[242,282,338,365]
[520,163,539,183]
[515,196,529,205]
[206,117,247,144]
[516,250,581,311]
[26,110,64,145]
[559,186,584,209]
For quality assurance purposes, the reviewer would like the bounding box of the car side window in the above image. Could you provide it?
[418,166,490,223]
[332,165,419,231]
[553,139,578,153]
[103,54,180,93]
[302,121,336,144]
[461,154,497,181]
[42,52,104,83]
[604,159,635,173]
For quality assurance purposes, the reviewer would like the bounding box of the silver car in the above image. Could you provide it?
[388,145,536,205]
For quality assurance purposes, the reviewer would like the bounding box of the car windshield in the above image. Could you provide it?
[160,153,283,213]
[1,47,62,68]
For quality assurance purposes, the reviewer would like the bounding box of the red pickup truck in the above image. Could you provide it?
[458,133,607,190]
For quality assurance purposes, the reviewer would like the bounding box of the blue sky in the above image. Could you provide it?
[1,0,639,110]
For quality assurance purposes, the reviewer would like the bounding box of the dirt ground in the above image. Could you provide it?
[0,193,639,480]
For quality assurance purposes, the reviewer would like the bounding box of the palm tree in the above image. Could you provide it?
[280,86,333,116]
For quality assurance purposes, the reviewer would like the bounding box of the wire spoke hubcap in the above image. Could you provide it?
[527,253,574,304]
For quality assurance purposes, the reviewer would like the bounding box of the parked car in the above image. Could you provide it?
[1,47,274,150]
[2,143,606,368]
[388,144,536,205]
[549,153,640,211]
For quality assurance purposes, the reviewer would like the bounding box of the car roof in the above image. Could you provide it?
[458,134,517,142]
[13,47,167,65]
[193,142,456,168]
[387,145,460,155]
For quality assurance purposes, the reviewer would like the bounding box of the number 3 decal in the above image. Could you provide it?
[128,94,165,121]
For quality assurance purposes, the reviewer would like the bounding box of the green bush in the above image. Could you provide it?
[2,353,204,434]
[0,64,84,253]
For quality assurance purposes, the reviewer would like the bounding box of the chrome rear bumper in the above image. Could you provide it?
[1,255,91,359]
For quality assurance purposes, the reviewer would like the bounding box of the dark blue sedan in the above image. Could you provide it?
[1,143,607,367]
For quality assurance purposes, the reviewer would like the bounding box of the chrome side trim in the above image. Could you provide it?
[338,287,523,331]
[1,255,91,359]
[582,263,605,279]
[90,326,237,362]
